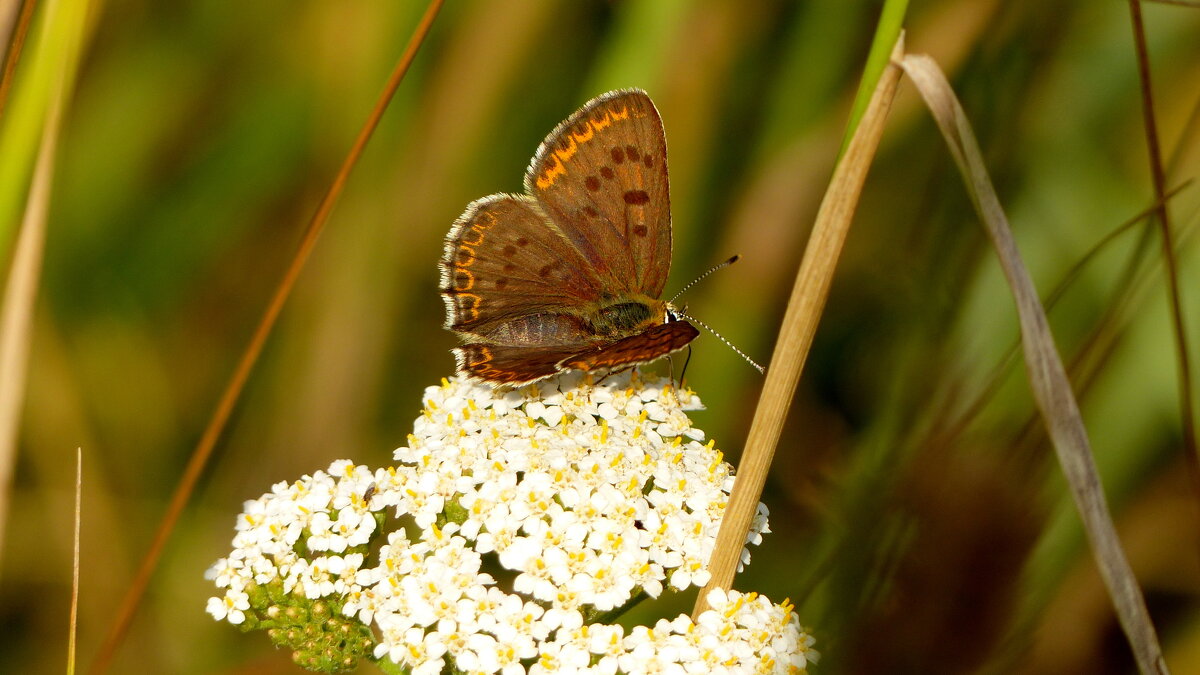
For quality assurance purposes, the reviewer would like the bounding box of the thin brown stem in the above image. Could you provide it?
[1128,0,1199,551]
[68,448,82,675]
[1140,0,1200,7]
[85,1,445,671]
[937,182,1191,449]
[0,0,37,122]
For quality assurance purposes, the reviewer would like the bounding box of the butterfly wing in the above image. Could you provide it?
[454,343,586,387]
[441,194,604,339]
[457,321,699,386]
[524,89,672,298]
[561,320,698,373]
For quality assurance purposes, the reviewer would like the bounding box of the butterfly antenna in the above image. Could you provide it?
[669,254,740,304]
[675,310,765,374]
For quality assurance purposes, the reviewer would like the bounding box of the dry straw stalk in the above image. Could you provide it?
[693,34,906,618]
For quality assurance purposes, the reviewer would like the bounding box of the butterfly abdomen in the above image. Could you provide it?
[484,313,591,347]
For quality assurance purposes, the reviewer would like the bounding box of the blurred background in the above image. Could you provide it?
[2,0,1199,673]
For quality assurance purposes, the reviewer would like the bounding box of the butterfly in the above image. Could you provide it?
[439,89,698,387]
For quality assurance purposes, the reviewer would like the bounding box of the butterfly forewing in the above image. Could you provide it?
[524,89,672,298]
[440,194,603,337]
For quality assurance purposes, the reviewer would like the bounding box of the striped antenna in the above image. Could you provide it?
[674,310,765,374]
[669,254,740,304]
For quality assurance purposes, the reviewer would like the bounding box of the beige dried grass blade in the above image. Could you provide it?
[899,53,1168,675]
[0,66,62,566]
[68,447,82,675]
[692,34,906,619]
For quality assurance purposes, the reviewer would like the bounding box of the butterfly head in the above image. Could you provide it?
[665,302,686,323]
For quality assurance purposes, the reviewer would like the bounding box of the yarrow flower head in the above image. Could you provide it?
[207,370,816,673]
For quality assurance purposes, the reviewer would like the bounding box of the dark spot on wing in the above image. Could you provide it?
[623,190,650,205]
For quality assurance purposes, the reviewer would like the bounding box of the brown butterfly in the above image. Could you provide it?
[439,89,698,387]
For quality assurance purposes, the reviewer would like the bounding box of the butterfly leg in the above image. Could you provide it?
[678,345,693,389]
[595,365,637,385]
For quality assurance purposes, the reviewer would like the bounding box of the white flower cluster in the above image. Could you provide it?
[207,371,814,674]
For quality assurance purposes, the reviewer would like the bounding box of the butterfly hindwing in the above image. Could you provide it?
[440,194,603,338]
[561,321,698,373]
[454,343,585,387]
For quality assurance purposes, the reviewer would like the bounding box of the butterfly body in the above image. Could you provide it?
[441,90,698,386]
[577,295,663,339]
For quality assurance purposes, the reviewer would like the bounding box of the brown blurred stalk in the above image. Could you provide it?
[0,0,36,120]
[88,1,445,671]
[1127,0,1199,551]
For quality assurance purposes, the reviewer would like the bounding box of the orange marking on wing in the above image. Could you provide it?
[591,108,626,134]
[465,346,492,367]
[535,105,631,190]
[455,245,476,267]
[455,293,481,321]
[470,357,530,383]
[573,353,622,369]
[536,155,568,190]
[451,267,475,291]
[554,135,579,163]
[571,124,594,144]
[460,227,486,246]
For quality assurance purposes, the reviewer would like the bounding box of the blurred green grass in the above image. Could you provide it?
[2,0,1199,673]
